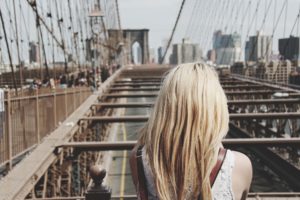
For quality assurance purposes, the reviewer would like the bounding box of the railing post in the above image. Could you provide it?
[5,91,12,170]
[35,89,40,143]
[85,166,111,200]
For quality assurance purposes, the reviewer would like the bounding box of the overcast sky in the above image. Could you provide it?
[119,0,300,53]
[1,0,300,64]
[119,0,182,49]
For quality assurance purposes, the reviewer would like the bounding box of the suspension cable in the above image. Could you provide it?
[160,0,187,64]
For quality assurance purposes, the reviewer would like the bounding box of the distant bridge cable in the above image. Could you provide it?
[4,0,18,60]
[218,0,245,65]
[34,2,50,78]
[201,0,221,51]
[160,0,187,64]
[202,0,226,51]
[0,7,18,93]
[241,0,261,68]
[262,0,288,62]
[271,2,300,81]
[283,0,289,37]
[197,1,218,48]
[75,0,85,65]
[245,0,273,70]
[237,0,252,61]
[12,0,24,89]
[46,0,57,77]
[54,0,69,73]
[67,0,80,69]
[191,0,209,47]
[183,0,198,38]
[184,0,202,39]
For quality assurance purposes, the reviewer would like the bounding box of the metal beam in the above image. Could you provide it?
[112,83,161,87]
[109,87,160,92]
[80,113,300,123]
[108,85,271,92]
[111,83,264,88]
[103,91,299,98]
[94,102,154,108]
[22,193,300,200]
[81,115,149,123]
[56,138,300,151]
[118,76,163,80]
[115,80,162,83]
[103,93,157,98]
[232,74,300,93]
[94,98,300,108]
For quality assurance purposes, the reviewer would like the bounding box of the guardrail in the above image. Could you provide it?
[231,74,300,91]
[0,87,92,170]
[73,140,300,200]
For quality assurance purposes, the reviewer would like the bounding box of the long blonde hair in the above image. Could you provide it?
[138,63,229,200]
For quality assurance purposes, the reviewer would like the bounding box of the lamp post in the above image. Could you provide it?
[89,5,104,90]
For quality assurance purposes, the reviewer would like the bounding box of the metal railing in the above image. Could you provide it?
[74,140,300,200]
[0,87,92,170]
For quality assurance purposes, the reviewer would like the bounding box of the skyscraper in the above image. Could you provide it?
[279,36,300,62]
[158,47,163,64]
[29,42,40,63]
[245,32,272,62]
[213,31,241,65]
[170,38,202,65]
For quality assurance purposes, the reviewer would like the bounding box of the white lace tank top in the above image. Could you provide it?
[141,148,235,200]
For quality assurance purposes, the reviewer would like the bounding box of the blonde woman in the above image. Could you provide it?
[130,63,252,200]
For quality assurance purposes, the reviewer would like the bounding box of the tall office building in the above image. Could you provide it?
[170,44,182,64]
[157,47,163,64]
[207,49,216,63]
[279,36,300,62]
[86,39,92,61]
[170,38,202,65]
[216,48,241,66]
[213,30,241,49]
[158,38,171,64]
[245,32,272,62]
[213,31,241,65]
[29,42,40,63]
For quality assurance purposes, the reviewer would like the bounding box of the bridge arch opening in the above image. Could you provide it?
[131,41,143,65]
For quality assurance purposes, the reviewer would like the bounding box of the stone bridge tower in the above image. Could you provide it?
[108,29,150,64]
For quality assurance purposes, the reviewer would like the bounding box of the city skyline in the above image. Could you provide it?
[119,0,300,54]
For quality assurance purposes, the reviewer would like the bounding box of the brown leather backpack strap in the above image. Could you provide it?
[129,145,139,187]
[129,145,148,200]
[209,148,227,186]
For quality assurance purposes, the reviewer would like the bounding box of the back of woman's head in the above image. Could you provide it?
[139,62,229,200]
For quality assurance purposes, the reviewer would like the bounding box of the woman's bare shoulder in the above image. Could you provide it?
[231,151,253,200]
[232,151,252,170]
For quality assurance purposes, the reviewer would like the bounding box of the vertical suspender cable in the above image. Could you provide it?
[54,0,68,74]
[283,0,289,37]
[0,8,18,94]
[160,0,187,64]
[35,5,50,79]
[12,0,23,92]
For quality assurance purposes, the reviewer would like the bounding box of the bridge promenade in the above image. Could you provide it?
[0,65,299,200]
